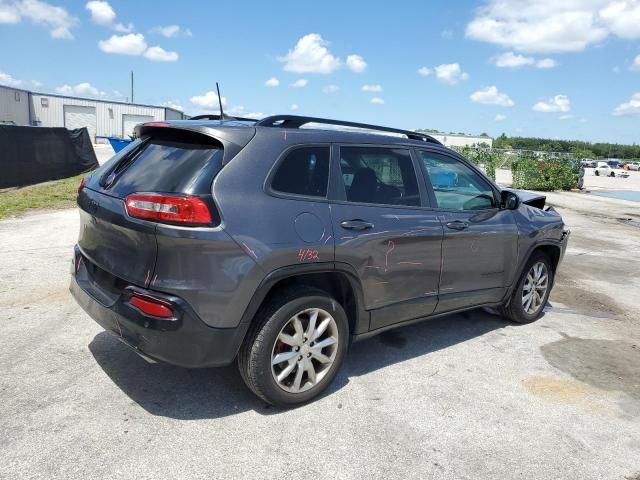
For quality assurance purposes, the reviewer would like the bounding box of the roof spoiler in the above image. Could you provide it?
[255,115,442,144]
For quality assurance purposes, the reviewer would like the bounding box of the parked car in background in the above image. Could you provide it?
[626,162,639,171]
[580,158,597,168]
[595,161,629,178]
[595,161,616,177]
[70,114,570,407]
[607,160,622,169]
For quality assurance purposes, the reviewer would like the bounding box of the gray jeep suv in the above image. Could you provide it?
[70,114,569,406]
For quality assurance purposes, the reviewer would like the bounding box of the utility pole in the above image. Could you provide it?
[130,71,134,104]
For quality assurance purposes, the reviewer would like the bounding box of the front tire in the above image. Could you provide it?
[238,287,348,407]
[501,253,553,324]
[595,170,600,176]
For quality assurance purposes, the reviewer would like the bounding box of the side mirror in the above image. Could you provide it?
[501,190,520,210]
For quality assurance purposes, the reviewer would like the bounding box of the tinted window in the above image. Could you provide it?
[339,147,420,206]
[420,151,496,210]
[104,136,223,197]
[271,146,330,197]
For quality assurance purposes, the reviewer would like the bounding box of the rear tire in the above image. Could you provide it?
[501,253,553,324]
[595,170,600,176]
[237,287,348,407]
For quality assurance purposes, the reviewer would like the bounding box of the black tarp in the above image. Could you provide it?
[0,125,99,188]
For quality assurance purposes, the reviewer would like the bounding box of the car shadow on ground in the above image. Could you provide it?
[89,308,507,419]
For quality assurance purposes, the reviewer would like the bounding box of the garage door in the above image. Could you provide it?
[64,105,97,140]
[123,114,154,138]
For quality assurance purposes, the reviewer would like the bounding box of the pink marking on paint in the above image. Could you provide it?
[384,240,395,271]
[297,248,320,262]
[359,230,391,238]
[241,241,258,260]
[324,235,333,244]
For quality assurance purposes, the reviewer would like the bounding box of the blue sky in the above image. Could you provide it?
[1,0,639,143]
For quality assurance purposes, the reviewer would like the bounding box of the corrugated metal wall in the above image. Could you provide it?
[0,86,30,125]
[30,94,167,139]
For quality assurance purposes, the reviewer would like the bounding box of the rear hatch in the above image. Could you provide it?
[77,126,230,287]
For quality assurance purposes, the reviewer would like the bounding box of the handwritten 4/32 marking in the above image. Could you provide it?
[297,248,320,262]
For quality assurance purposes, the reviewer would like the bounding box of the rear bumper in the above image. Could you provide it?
[70,249,245,368]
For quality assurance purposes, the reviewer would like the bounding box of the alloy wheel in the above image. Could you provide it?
[271,308,339,394]
[522,261,549,315]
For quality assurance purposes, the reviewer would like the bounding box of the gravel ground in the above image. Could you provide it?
[1,193,639,480]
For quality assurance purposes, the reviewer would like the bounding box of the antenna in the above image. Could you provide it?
[216,82,226,121]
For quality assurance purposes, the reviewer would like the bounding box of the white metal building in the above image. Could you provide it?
[0,85,185,141]
[429,132,493,148]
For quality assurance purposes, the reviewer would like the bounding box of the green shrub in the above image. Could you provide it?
[512,154,577,191]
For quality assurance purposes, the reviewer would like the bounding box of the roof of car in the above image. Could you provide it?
[163,114,447,149]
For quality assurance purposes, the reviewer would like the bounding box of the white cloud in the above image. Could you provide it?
[190,91,227,109]
[98,33,177,61]
[151,24,192,38]
[493,51,557,68]
[85,1,132,33]
[0,70,23,87]
[362,84,383,93]
[0,2,20,23]
[536,58,558,68]
[466,0,640,53]
[346,54,367,72]
[278,33,341,74]
[4,0,77,39]
[559,114,575,120]
[56,82,105,98]
[434,63,469,84]
[144,45,178,62]
[227,106,264,119]
[322,84,339,93]
[533,94,571,112]
[31,79,43,88]
[494,51,534,68]
[370,97,384,105]
[265,77,279,87]
[162,100,183,111]
[470,86,514,106]
[290,78,308,88]
[631,54,640,71]
[290,104,298,111]
[99,33,147,55]
[85,1,114,25]
[417,66,432,76]
[495,114,507,121]
[613,93,640,115]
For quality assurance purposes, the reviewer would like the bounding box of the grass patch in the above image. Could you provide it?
[0,173,88,219]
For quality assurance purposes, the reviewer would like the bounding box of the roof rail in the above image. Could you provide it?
[255,115,442,144]
[189,114,259,123]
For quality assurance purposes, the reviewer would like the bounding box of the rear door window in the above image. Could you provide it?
[338,146,420,206]
[102,134,223,197]
[271,146,330,197]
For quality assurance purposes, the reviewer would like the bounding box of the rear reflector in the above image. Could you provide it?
[78,176,89,194]
[125,193,212,225]
[128,293,175,318]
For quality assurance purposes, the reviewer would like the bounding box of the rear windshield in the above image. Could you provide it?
[101,131,223,197]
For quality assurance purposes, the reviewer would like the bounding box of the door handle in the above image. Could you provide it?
[446,220,469,231]
[340,219,374,230]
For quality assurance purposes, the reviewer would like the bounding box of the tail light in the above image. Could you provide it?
[124,193,212,225]
[78,176,89,194]
[128,292,175,318]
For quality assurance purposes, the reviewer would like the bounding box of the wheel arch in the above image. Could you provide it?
[231,262,369,360]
